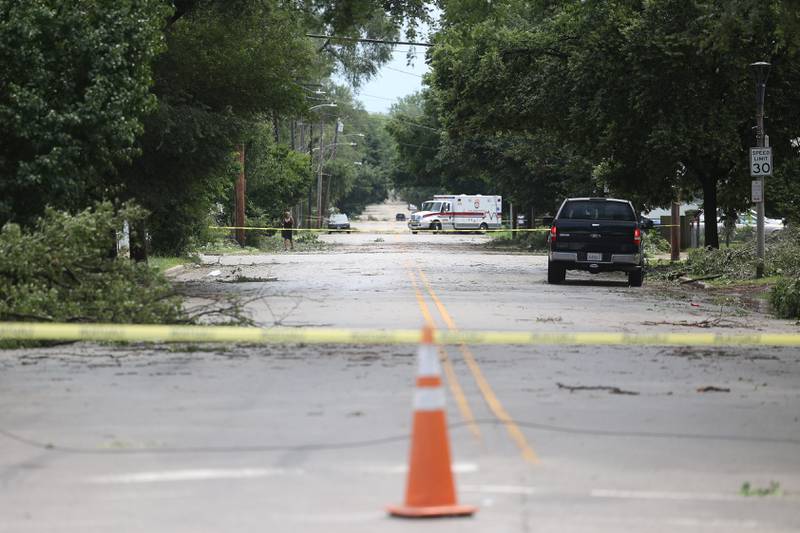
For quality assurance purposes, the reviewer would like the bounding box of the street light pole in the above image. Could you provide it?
[317,115,324,228]
[751,61,770,278]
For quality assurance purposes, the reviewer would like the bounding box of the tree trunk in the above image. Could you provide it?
[130,220,148,263]
[108,228,119,259]
[234,145,246,246]
[701,175,719,249]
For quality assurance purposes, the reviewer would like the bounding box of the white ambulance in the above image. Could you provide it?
[408,194,503,233]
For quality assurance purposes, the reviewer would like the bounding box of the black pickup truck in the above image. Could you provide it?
[547,197,644,286]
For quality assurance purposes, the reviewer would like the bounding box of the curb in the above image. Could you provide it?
[163,264,187,276]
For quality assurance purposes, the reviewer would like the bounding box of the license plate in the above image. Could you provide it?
[587,252,603,262]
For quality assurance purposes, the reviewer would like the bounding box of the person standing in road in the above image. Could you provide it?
[281,211,294,251]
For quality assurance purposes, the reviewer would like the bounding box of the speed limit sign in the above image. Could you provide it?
[750,147,772,176]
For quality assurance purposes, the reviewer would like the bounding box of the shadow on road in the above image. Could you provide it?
[559,279,630,288]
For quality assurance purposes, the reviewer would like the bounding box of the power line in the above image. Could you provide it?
[396,142,438,150]
[357,92,396,102]
[385,65,424,78]
[390,116,440,132]
[1,418,796,457]
[306,34,433,48]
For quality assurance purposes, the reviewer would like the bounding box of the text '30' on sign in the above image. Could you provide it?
[750,147,772,176]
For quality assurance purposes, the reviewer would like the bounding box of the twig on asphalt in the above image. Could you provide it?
[641,317,744,328]
[697,386,731,393]
[556,382,639,395]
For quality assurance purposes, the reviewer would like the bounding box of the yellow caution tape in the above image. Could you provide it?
[1,322,799,347]
[210,226,550,234]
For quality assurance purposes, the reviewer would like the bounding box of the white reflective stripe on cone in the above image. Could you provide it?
[414,388,446,411]
[417,344,441,376]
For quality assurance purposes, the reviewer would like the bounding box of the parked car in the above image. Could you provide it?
[327,213,351,233]
[548,197,645,286]
[395,213,406,221]
[696,209,784,235]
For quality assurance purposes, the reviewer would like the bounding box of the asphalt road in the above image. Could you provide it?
[1,201,799,532]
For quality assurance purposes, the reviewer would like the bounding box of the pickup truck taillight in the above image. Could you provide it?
[550,225,557,242]
[633,227,641,246]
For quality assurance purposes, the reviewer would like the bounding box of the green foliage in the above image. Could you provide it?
[244,121,314,221]
[0,203,184,324]
[0,0,168,225]
[124,101,240,255]
[385,92,495,199]
[158,1,318,116]
[644,231,672,256]
[770,277,800,319]
[740,480,782,497]
[680,227,800,280]
[126,0,322,254]
[336,165,390,215]
[311,90,395,217]
[428,0,800,247]
[488,230,548,251]
[684,245,760,280]
[767,226,800,276]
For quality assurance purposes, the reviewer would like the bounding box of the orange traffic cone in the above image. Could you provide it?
[387,326,477,518]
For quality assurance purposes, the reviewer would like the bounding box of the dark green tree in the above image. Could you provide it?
[428,0,800,246]
[123,0,322,253]
[244,121,314,223]
[0,0,168,225]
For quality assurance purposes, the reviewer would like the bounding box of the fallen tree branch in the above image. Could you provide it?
[697,386,730,393]
[641,317,744,328]
[680,274,724,284]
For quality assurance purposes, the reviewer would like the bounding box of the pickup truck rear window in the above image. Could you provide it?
[558,200,635,221]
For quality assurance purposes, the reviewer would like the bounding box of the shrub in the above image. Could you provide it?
[766,226,800,277]
[489,229,548,251]
[770,277,800,319]
[678,226,800,280]
[643,230,671,256]
[684,245,758,280]
[0,203,184,325]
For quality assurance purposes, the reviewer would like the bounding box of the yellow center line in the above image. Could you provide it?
[402,260,481,440]
[416,267,540,464]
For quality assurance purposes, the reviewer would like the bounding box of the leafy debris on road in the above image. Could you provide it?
[535,316,563,323]
[556,383,639,395]
[740,481,781,497]
[218,275,278,283]
[641,317,745,328]
[680,274,724,284]
[696,386,731,393]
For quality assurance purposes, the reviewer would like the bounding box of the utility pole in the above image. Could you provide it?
[234,145,246,246]
[324,119,342,219]
[670,200,680,262]
[317,117,324,228]
[297,122,305,228]
[306,103,337,228]
[307,123,314,229]
[751,61,771,278]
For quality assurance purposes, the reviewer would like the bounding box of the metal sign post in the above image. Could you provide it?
[750,61,770,278]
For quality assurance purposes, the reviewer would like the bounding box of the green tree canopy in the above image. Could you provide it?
[428,0,800,244]
[0,0,168,225]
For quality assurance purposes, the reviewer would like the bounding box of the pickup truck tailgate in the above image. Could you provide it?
[552,220,638,258]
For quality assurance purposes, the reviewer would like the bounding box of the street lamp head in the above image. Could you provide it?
[308,103,337,112]
[750,61,771,84]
